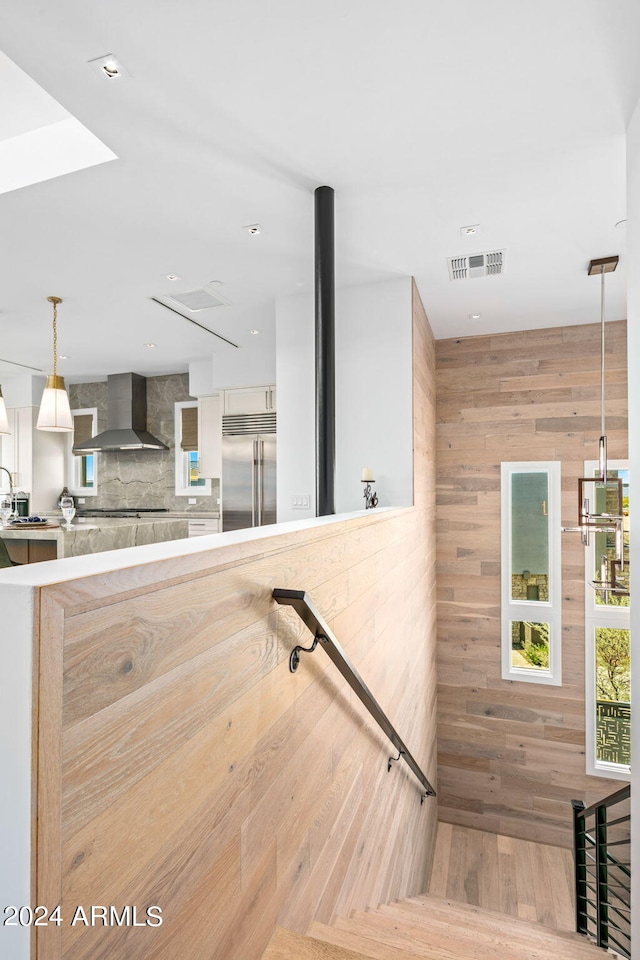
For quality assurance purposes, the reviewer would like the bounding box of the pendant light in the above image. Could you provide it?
[0,386,10,435]
[564,255,628,600]
[37,296,73,432]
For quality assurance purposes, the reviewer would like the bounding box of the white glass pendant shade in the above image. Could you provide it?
[0,386,10,435]
[37,375,73,432]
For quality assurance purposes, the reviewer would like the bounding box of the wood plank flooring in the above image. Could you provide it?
[427,822,575,931]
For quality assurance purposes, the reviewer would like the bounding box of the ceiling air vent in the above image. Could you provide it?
[447,249,505,280]
[167,287,229,310]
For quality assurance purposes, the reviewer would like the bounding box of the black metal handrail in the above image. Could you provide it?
[272,588,436,803]
[580,784,631,818]
[573,784,630,959]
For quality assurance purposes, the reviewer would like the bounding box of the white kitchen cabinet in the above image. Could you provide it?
[188,518,219,536]
[0,407,29,489]
[197,385,275,479]
[198,395,222,479]
[223,385,276,415]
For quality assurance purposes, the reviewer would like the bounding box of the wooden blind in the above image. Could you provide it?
[72,414,94,456]
[181,406,198,452]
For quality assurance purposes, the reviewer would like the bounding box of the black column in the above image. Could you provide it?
[315,185,335,516]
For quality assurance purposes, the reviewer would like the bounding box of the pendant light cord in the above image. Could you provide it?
[52,299,58,379]
[600,264,605,438]
[47,295,62,380]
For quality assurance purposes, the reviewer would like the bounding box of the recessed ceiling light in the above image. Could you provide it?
[88,54,129,80]
[469,313,482,320]
[461,224,481,237]
[209,280,223,286]
[164,273,182,281]
[243,224,262,236]
[249,329,261,335]
[58,355,69,360]
[144,342,157,348]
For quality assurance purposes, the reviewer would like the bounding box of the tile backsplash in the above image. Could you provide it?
[68,373,220,511]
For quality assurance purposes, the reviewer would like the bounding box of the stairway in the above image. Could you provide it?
[262,893,603,960]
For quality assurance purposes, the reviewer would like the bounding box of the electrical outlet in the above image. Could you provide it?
[292,494,311,509]
[188,498,197,505]
[77,498,86,504]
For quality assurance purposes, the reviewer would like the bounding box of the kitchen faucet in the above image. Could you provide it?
[0,466,16,517]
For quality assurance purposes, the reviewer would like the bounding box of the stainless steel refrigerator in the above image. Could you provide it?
[222,433,276,532]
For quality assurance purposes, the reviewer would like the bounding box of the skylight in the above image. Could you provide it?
[0,50,116,195]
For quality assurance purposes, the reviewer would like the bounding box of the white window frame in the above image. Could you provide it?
[174,400,211,497]
[68,407,98,497]
[501,461,562,685]
[584,458,631,781]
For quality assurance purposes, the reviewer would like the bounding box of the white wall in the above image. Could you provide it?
[275,291,316,522]
[188,329,276,395]
[275,277,414,523]
[0,583,36,960]
[2,374,46,407]
[626,96,640,960]
[335,277,413,513]
[25,406,66,512]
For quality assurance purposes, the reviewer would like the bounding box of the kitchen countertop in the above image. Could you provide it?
[146,511,220,519]
[1,516,190,559]
[75,511,220,519]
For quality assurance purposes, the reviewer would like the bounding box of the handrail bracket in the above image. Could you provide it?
[290,631,326,673]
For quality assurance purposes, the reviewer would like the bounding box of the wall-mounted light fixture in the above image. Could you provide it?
[361,467,378,510]
[37,296,73,433]
[563,256,627,601]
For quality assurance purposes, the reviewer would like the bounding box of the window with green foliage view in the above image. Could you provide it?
[595,627,630,767]
[585,461,631,779]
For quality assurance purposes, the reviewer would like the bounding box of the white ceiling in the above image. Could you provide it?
[0,0,639,384]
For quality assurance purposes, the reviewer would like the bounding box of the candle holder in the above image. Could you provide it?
[362,480,378,510]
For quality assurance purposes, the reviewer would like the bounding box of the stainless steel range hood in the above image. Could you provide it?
[73,372,168,452]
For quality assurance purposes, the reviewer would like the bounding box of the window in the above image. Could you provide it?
[501,461,562,685]
[68,408,98,496]
[174,401,211,497]
[584,460,631,780]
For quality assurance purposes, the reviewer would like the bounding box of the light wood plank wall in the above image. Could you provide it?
[32,282,437,960]
[435,320,628,847]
